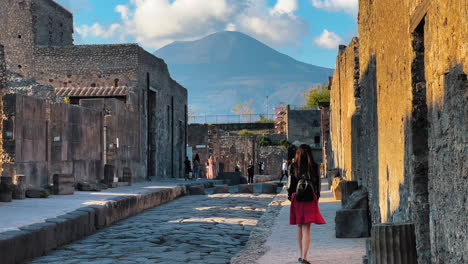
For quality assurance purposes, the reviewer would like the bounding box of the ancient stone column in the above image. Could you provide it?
[370,223,417,264]
[0,176,13,202]
[12,175,26,199]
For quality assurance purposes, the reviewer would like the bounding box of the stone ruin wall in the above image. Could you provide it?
[328,0,467,263]
[138,48,188,179]
[188,124,286,178]
[1,0,188,179]
[329,38,360,182]
[286,107,322,147]
[0,94,145,188]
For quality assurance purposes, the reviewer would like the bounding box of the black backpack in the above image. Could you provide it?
[295,173,316,202]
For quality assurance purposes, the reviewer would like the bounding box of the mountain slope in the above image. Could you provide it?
[155,31,333,116]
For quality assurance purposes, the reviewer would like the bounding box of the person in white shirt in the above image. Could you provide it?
[280,160,288,183]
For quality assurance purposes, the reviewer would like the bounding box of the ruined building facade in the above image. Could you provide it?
[326,0,466,263]
[0,0,187,184]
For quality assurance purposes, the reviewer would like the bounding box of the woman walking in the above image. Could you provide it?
[193,154,201,180]
[288,144,326,264]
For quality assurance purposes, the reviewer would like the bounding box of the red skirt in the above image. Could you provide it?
[290,193,326,225]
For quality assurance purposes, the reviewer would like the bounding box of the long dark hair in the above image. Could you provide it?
[194,154,200,162]
[293,144,319,181]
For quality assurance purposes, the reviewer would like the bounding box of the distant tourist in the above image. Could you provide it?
[193,154,201,181]
[247,161,255,184]
[280,160,288,183]
[288,144,326,264]
[261,162,265,174]
[207,156,218,179]
[235,161,241,172]
[184,156,192,181]
[258,161,264,175]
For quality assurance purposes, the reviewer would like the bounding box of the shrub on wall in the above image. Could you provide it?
[239,129,254,137]
[257,135,272,146]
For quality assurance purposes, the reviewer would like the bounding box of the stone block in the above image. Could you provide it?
[331,177,343,200]
[217,172,244,185]
[0,176,13,202]
[12,175,26,199]
[370,223,417,264]
[189,185,206,195]
[335,209,369,238]
[238,184,253,193]
[53,174,74,195]
[19,222,57,257]
[261,183,278,194]
[77,182,102,192]
[213,185,229,194]
[122,167,132,185]
[344,189,369,210]
[26,188,50,198]
[223,179,233,185]
[341,180,359,206]
[104,164,115,185]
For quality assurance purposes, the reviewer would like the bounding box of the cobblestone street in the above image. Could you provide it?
[26,192,276,264]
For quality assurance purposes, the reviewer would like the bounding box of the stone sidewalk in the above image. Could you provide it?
[0,179,217,233]
[0,179,221,264]
[256,183,366,264]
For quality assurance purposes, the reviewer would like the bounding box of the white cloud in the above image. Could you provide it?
[75,0,308,50]
[311,0,358,17]
[273,0,298,14]
[76,23,122,39]
[313,29,343,49]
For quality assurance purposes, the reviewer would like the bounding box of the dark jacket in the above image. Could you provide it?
[247,165,255,176]
[287,164,321,201]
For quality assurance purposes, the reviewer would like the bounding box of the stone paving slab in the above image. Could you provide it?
[0,179,218,233]
[255,183,366,264]
[0,179,221,264]
[26,192,277,264]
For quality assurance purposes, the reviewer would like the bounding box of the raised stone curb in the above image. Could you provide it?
[231,188,289,264]
[213,184,230,194]
[0,180,218,264]
[189,184,206,195]
[239,184,254,193]
[261,183,278,194]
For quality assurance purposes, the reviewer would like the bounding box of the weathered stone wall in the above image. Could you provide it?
[0,94,149,187]
[0,0,35,76]
[188,124,286,178]
[329,39,360,182]
[2,94,48,187]
[49,102,103,185]
[32,0,73,46]
[328,0,467,263]
[286,107,322,148]
[0,45,6,90]
[0,0,188,180]
[138,48,188,179]
[80,98,144,182]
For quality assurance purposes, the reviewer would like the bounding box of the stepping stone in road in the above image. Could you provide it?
[189,184,206,195]
[238,184,253,194]
[261,183,278,194]
[213,185,229,194]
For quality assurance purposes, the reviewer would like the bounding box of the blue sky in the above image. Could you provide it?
[56,0,358,69]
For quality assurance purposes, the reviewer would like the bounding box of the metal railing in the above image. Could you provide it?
[289,105,319,111]
[189,114,275,124]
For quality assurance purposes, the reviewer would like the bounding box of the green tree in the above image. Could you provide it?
[302,83,330,107]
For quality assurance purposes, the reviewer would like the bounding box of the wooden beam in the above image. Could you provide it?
[410,0,431,32]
